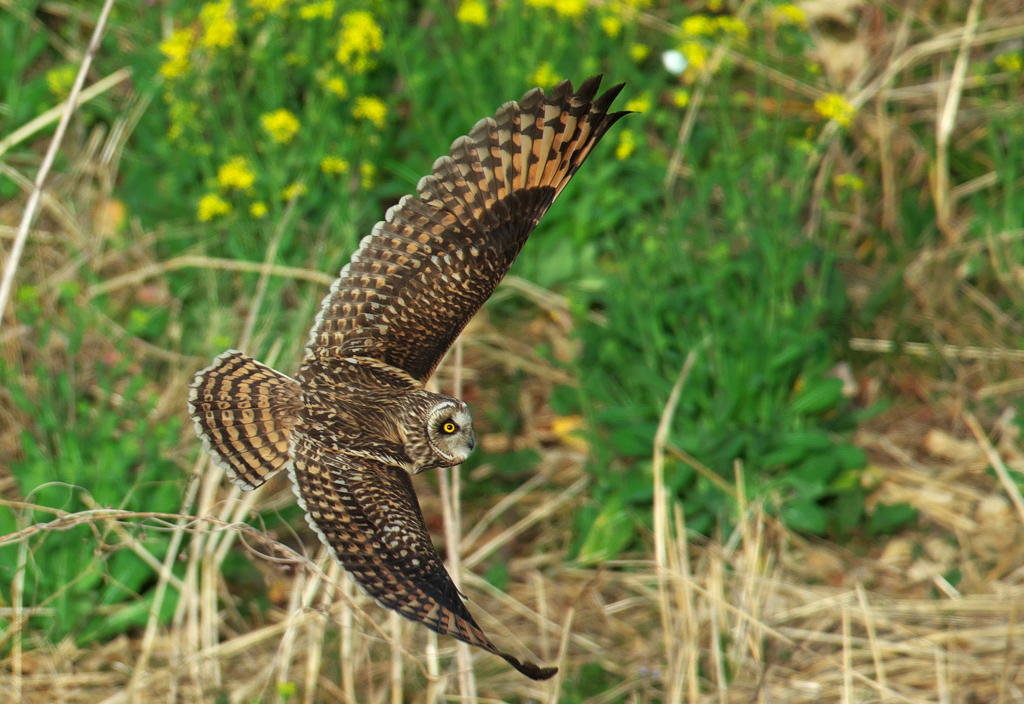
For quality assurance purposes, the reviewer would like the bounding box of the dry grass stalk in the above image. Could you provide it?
[0,0,118,324]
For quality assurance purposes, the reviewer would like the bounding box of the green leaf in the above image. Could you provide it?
[782,500,827,535]
[868,502,918,535]
[577,497,635,564]
[789,377,845,415]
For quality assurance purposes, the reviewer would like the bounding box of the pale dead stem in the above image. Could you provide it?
[934,0,984,244]
[0,0,118,328]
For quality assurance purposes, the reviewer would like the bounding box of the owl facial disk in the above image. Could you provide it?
[423,401,476,469]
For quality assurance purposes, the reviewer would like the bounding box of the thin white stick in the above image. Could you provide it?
[0,0,119,330]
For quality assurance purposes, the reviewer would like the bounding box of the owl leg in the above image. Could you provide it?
[189,350,304,490]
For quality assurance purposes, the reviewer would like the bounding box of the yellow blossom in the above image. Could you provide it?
[601,16,621,37]
[200,0,236,50]
[159,29,194,79]
[320,156,350,174]
[217,157,255,190]
[352,96,387,129]
[281,182,307,200]
[716,16,748,39]
[299,0,334,19]
[673,90,690,108]
[834,174,864,191]
[532,61,559,89]
[680,41,707,72]
[814,93,856,127]
[325,76,348,98]
[198,194,231,221]
[336,11,383,74]
[46,65,77,97]
[248,0,290,14]
[360,161,375,189]
[629,43,650,62]
[624,94,650,114]
[771,4,807,29]
[995,52,1023,73]
[261,109,300,143]
[250,201,268,218]
[681,15,715,37]
[552,0,587,18]
[615,129,635,160]
[550,415,590,453]
[457,0,487,25]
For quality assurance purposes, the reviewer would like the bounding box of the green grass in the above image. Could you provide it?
[5,0,1024,697]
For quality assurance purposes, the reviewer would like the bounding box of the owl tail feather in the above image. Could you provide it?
[189,350,303,490]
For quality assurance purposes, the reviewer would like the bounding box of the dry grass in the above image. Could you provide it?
[5,2,1024,702]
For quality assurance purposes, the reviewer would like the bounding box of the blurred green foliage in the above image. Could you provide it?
[17,0,1024,681]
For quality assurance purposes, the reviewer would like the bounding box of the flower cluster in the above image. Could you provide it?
[217,157,256,190]
[624,94,650,114]
[248,0,290,16]
[282,182,307,200]
[336,11,383,74]
[46,65,77,97]
[352,96,387,129]
[814,94,856,128]
[834,174,864,191]
[457,0,487,26]
[995,52,1023,73]
[616,129,636,160]
[200,0,237,50]
[320,156,349,174]
[299,0,334,19]
[771,4,808,30]
[532,62,559,89]
[526,0,588,19]
[159,28,194,80]
[198,193,231,221]
[261,109,301,143]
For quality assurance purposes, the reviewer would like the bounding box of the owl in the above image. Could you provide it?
[189,76,626,680]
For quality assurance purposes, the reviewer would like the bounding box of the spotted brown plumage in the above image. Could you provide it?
[189,76,627,681]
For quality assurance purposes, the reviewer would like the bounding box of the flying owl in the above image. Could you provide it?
[189,76,627,680]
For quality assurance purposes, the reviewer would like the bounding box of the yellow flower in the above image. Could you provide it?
[46,65,77,97]
[681,14,715,37]
[629,43,650,62]
[336,11,383,74]
[299,0,334,19]
[680,41,707,72]
[532,61,559,89]
[552,0,587,18]
[601,16,621,38]
[834,174,864,191]
[281,182,307,200]
[716,16,748,39]
[200,0,236,50]
[360,161,375,189]
[352,95,387,129]
[217,156,255,190]
[624,94,650,114]
[198,194,231,221]
[325,76,348,98]
[995,52,1023,73]
[771,4,807,29]
[159,29,194,79]
[550,415,589,453]
[261,109,300,143]
[615,129,635,160]
[320,156,350,174]
[457,0,487,25]
[250,201,268,218]
[673,90,690,108]
[248,0,290,15]
[814,93,856,127]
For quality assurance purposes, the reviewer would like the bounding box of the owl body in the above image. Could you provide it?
[189,76,627,681]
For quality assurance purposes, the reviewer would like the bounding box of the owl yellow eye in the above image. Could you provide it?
[442,421,457,434]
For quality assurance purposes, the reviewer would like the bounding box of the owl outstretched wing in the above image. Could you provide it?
[303,75,627,382]
[289,436,556,680]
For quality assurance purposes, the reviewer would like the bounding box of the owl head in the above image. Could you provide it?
[409,397,475,473]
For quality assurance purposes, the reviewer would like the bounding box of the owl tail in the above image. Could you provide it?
[189,350,303,490]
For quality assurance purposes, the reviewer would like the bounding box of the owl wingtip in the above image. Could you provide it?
[501,652,559,680]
